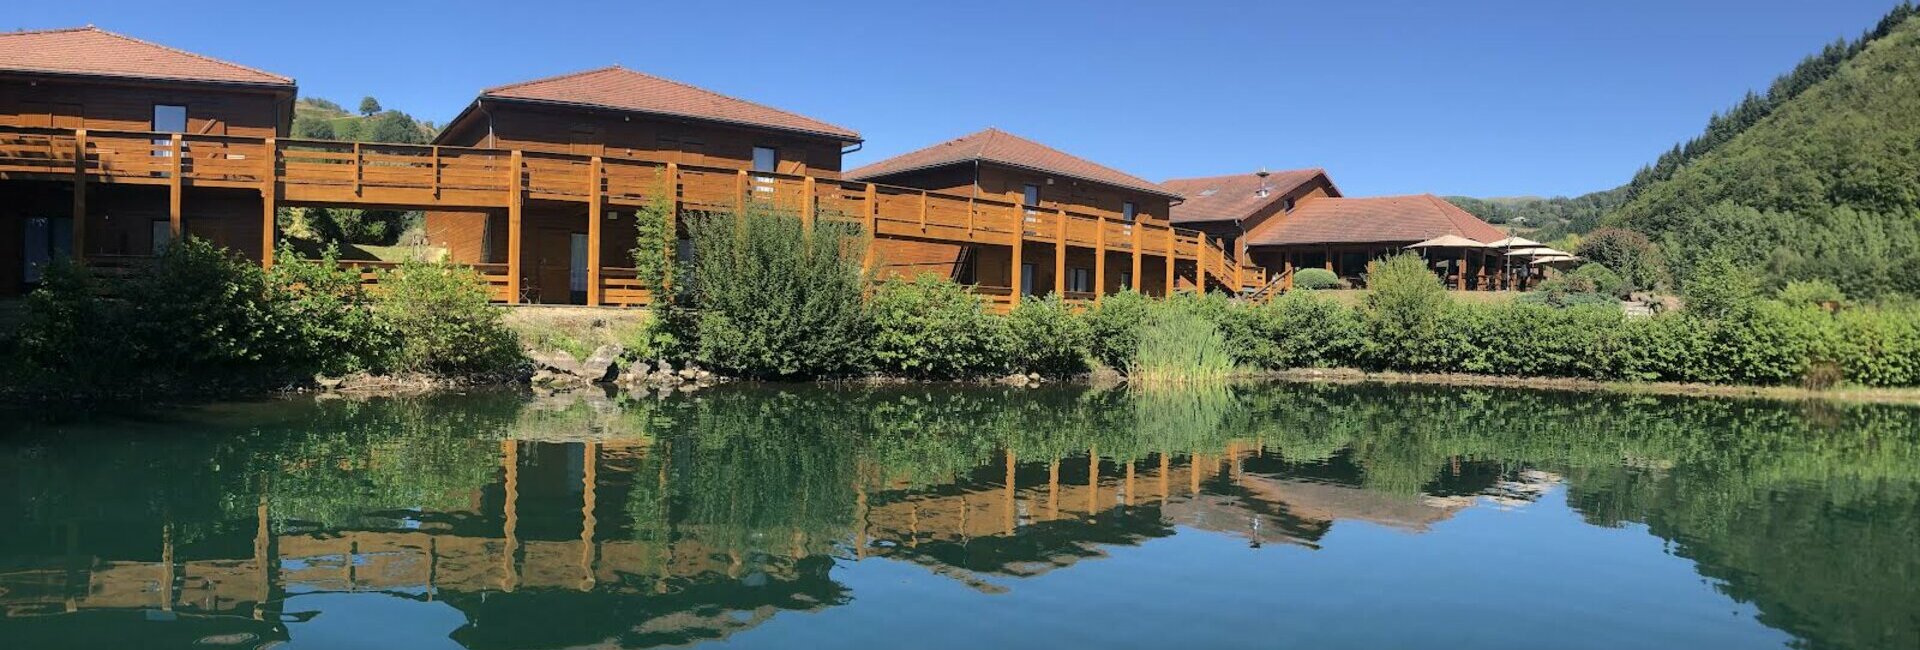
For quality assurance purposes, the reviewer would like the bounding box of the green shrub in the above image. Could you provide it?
[1684,256,1762,319]
[1006,294,1091,377]
[1605,313,1719,383]
[1570,263,1629,297]
[1130,301,1237,383]
[1710,300,1836,385]
[1360,254,1450,369]
[372,260,521,376]
[1291,268,1342,290]
[1778,279,1845,306]
[267,246,389,376]
[1086,289,1152,371]
[868,274,1009,379]
[15,258,123,390]
[1223,291,1363,369]
[672,204,871,378]
[1576,227,1668,291]
[1831,304,1920,386]
[1450,302,1622,378]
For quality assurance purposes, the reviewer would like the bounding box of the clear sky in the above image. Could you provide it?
[8,0,1904,197]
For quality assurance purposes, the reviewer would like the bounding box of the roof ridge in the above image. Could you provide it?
[1161,167,1324,184]
[3,25,97,36]
[481,65,624,94]
[1423,194,1489,238]
[481,65,859,139]
[980,127,1169,192]
[63,25,293,84]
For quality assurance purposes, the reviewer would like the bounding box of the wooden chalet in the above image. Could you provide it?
[1167,169,1508,290]
[0,26,296,296]
[1,31,1268,308]
[848,128,1253,305]
[1240,194,1508,289]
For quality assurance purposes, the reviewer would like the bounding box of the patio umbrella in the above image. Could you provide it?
[1406,234,1490,249]
[1485,236,1543,249]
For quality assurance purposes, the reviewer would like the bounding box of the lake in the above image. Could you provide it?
[1,383,1915,650]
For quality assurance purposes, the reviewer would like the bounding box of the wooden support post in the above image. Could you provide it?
[1130,220,1142,292]
[1234,251,1244,296]
[918,190,929,232]
[261,137,277,268]
[352,142,363,196]
[1457,250,1467,291]
[1010,213,1024,308]
[1004,449,1016,536]
[735,169,747,215]
[1197,237,1209,292]
[1284,256,1295,291]
[1087,447,1099,517]
[431,145,441,198]
[1093,213,1106,304]
[580,441,598,591]
[169,133,184,238]
[664,162,680,293]
[1164,226,1176,295]
[863,183,879,272]
[506,150,524,304]
[71,129,86,260]
[801,176,816,232]
[501,440,520,592]
[1054,208,1066,297]
[587,156,603,306]
[1324,245,1334,272]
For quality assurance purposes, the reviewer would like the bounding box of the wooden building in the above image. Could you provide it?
[1162,168,1341,260]
[1242,194,1508,288]
[0,26,295,296]
[423,66,863,304]
[848,128,1206,301]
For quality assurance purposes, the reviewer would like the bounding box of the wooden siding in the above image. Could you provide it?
[0,74,286,137]
[438,100,846,176]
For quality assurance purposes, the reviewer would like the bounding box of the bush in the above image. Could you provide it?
[266,246,389,376]
[1778,279,1845,307]
[1291,267,1342,290]
[868,274,1010,379]
[1576,227,1668,291]
[1360,254,1450,369]
[671,204,871,378]
[1086,289,1152,371]
[1223,291,1363,369]
[1683,256,1762,320]
[1570,263,1629,298]
[372,260,521,376]
[1006,294,1091,377]
[1831,304,1920,386]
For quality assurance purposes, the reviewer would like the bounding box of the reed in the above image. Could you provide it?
[1127,303,1238,385]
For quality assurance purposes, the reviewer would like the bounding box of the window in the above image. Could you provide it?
[1069,268,1093,293]
[1023,183,1041,208]
[1118,271,1133,289]
[152,104,186,156]
[1122,201,1137,222]
[1020,263,1037,295]
[752,146,778,173]
[1282,197,1296,212]
[152,105,187,133]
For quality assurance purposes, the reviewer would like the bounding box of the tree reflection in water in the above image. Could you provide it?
[0,384,1915,650]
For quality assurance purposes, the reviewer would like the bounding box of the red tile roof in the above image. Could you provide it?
[1244,195,1508,247]
[478,65,860,142]
[846,128,1179,198]
[1162,169,1336,224]
[0,26,292,86]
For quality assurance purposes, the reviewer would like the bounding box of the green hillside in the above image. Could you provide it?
[1610,5,1920,297]
[291,96,437,144]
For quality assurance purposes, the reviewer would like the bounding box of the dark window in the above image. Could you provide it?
[1122,201,1138,222]
[1023,183,1041,207]
[1282,197,1296,212]
[752,146,778,173]
[152,104,186,155]
[1069,268,1093,293]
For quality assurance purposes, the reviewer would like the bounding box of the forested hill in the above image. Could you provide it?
[1446,2,1918,254]
[1609,4,1920,297]
[291,96,438,144]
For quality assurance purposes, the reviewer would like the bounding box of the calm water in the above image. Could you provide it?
[1,384,1916,650]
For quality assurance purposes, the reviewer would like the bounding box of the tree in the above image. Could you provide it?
[1576,227,1668,292]
[367,111,426,144]
[358,96,382,117]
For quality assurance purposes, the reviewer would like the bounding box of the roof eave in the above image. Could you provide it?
[0,67,295,90]
[853,157,1180,200]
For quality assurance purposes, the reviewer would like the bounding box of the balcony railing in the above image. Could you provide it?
[2,125,1269,301]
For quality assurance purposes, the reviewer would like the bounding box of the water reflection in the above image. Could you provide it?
[1,385,1916,649]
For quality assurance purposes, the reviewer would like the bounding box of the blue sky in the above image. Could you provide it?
[9,0,1904,197]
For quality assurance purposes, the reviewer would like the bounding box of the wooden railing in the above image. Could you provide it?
[3,125,1264,303]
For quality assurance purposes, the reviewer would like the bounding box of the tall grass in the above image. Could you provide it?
[1128,303,1238,385]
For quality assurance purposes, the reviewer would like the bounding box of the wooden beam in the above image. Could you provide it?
[664,162,680,294]
[1053,208,1066,297]
[1130,219,1142,293]
[70,129,85,260]
[735,169,747,215]
[801,175,816,232]
[352,142,363,196]
[918,190,929,232]
[587,156,603,307]
[1163,226,1175,295]
[261,137,277,268]
[863,183,878,272]
[430,145,441,199]
[1010,202,1024,308]
[506,150,524,304]
[1093,213,1106,304]
[169,133,183,238]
